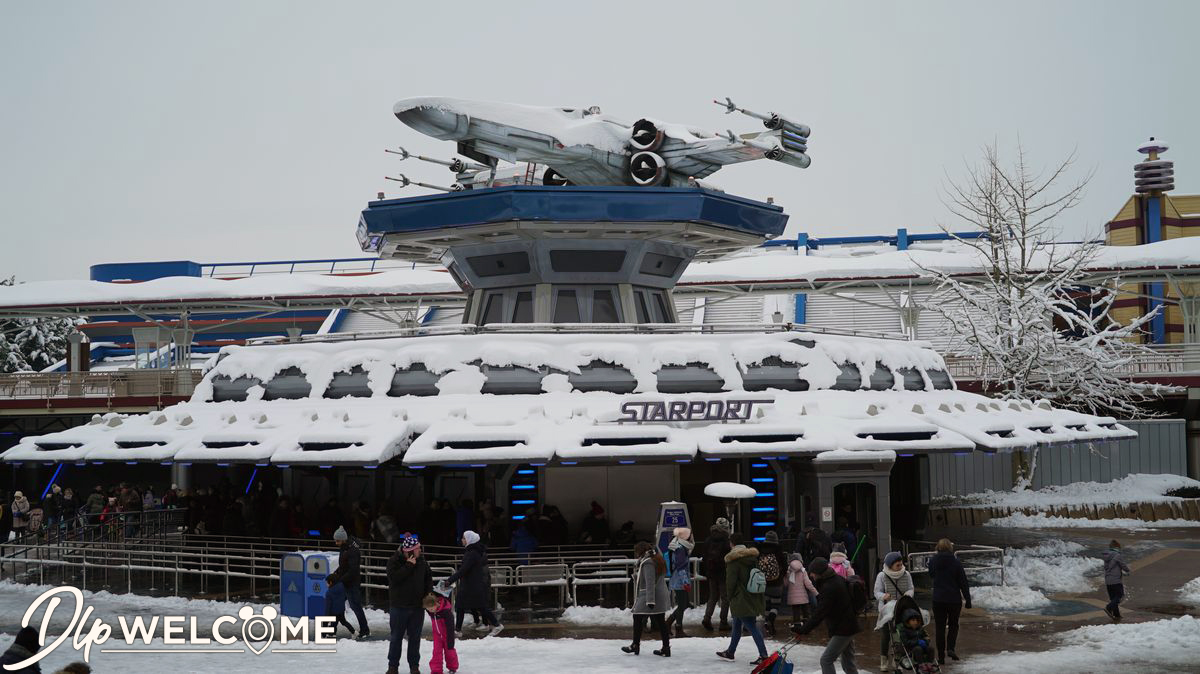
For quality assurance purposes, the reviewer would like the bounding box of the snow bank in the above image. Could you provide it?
[999,541,1101,594]
[986,512,1200,530]
[965,616,1200,674]
[560,604,709,627]
[1178,577,1200,607]
[951,473,1200,509]
[971,585,1052,611]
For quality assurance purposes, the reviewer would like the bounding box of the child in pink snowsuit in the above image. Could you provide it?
[425,584,459,674]
[830,546,856,579]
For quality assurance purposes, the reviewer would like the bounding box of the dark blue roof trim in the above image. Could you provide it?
[360,186,788,239]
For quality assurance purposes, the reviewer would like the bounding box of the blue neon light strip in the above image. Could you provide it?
[511,484,536,490]
[755,492,775,498]
[751,477,774,483]
[751,463,768,468]
[752,521,776,527]
[512,515,525,520]
[244,467,259,495]
[517,469,535,475]
[511,499,535,505]
[41,464,64,500]
[752,507,776,512]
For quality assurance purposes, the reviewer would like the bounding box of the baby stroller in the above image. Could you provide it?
[886,595,939,674]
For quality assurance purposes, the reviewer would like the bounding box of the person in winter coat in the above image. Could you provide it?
[715,533,769,665]
[927,538,971,664]
[44,485,62,530]
[10,492,31,539]
[60,488,79,529]
[510,517,538,564]
[444,530,502,635]
[701,518,732,631]
[0,626,41,673]
[897,609,933,665]
[386,534,433,674]
[622,541,672,657]
[424,584,459,674]
[786,553,819,622]
[797,526,832,565]
[580,501,610,544]
[327,526,370,639]
[758,529,789,636]
[665,527,694,637]
[791,557,861,674]
[85,486,105,519]
[1102,539,1132,622]
[874,551,915,671]
[829,544,855,579]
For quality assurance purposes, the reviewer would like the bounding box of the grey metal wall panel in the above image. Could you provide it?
[928,419,1186,499]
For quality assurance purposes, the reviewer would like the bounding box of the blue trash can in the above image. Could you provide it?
[280,551,339,619]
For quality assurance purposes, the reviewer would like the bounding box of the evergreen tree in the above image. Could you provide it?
[0,276,82,373]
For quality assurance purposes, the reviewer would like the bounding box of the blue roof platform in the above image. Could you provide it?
[357,185,789,262]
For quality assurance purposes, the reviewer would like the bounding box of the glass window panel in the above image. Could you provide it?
[592,289,619,323]
[653,292,671,323]
[480,293,503,324]
[636,293,650,323]
[511,291,534,323]
[554,289,581,323]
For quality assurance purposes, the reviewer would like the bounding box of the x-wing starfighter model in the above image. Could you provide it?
[385,96,810,191]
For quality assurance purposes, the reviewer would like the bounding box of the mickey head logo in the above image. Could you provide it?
[239,605,278,655]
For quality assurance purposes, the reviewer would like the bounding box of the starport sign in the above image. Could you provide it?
[4,586,337,669]
[618,397,774,423]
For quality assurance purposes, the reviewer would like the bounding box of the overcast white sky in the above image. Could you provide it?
[1,1,1197,281]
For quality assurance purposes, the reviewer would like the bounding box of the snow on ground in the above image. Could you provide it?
[967,540,1101,609]
[986,512,1200,530]
[949,473,1200,509]
[1178,577,1200,607]
[560,605,711,626]
[971,585,1051,611]
[963,616,1200,674]
[0,632,852,674]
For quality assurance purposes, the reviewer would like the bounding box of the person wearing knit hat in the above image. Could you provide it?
[1102,539,1131,623]
[327,525,370,640]
[387,532,433,674]
[444,529,503,637]
[874,551,914,670]
[791,554,861,674]
[0,626,40,671]
[759,530,788,637]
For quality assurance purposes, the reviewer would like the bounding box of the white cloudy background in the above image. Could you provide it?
[1,0,1197,280]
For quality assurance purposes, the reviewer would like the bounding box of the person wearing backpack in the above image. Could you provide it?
[874,551,915,671]
[791,557,861,674]
[715,533,769,665]
[758,530,788,636]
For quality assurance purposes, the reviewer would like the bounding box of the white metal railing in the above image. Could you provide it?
[944,342,1200,380]
[258,321,912,348]
[0,369,204,401]
[906,542,1006,585]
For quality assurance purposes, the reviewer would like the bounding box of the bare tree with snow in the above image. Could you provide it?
[918,142,1169,423]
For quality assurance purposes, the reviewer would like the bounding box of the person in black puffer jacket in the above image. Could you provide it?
[387,535,433,674]
[444,530,502,635]
[701,518,732,631]
[327,526,370,639]
[927,538,971,665]
[0,626,41,673]
[792,557,861,674]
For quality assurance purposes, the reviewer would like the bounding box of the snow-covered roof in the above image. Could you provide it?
[2,330,1134,467]
[2,239,1198,314]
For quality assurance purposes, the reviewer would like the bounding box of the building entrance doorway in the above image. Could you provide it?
[833,482,877,579]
